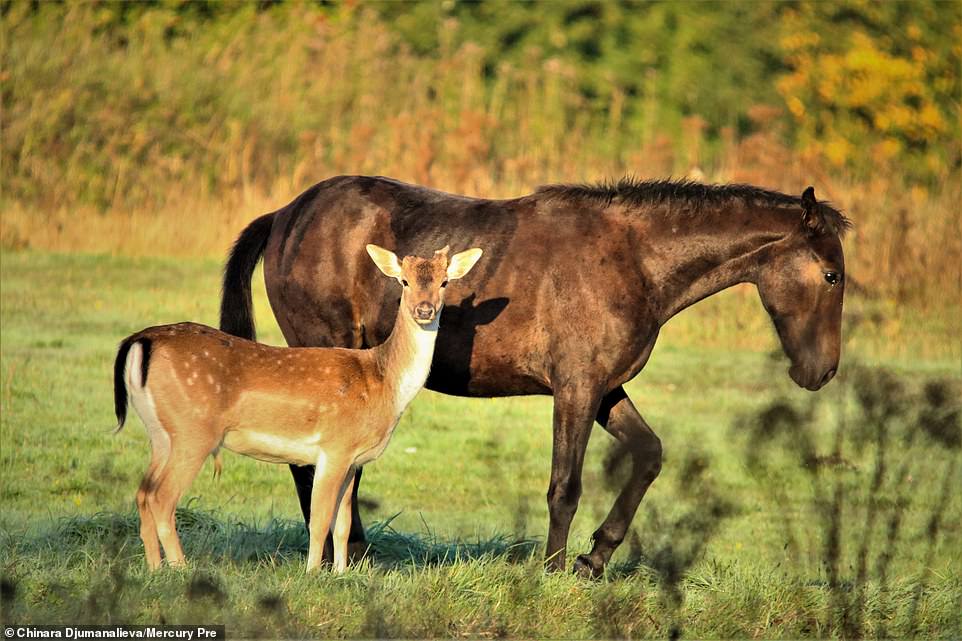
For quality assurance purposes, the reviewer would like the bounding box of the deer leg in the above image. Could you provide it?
[332,467,358,573]
[136,459,164,570]
[146,441,211,568]
[285,327,368,562]
[130,385,171,570]
[289,462,335,562]
[573,386,663,578]
[545,384,603,572]
[291,463,366,563]
[305,453,352,572]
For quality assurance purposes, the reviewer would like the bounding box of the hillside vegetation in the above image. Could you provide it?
[2,1,960,315]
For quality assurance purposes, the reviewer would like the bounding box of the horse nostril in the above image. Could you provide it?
[820,368,837,387]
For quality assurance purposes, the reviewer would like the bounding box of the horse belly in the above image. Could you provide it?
[426,363,550,397]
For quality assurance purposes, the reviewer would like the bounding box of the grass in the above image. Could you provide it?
[1,249,960,637]
[3,507,958,638]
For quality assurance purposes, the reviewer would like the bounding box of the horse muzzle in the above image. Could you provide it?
[790,363,837,391]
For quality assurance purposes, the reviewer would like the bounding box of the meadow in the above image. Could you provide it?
[1,249,959,638]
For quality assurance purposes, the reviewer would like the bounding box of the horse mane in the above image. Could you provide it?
[536,177,852,237]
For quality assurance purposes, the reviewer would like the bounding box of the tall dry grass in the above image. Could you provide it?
[2,4,960,317]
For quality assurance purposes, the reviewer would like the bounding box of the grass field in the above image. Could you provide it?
[1,249,960,638]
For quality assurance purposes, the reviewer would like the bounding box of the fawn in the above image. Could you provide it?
[113,244,483,571]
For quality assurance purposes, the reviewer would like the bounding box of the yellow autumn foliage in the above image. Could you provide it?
[778,8,955,174]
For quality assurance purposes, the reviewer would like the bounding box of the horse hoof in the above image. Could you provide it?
[347,540,369,563]
[572,554,602,579]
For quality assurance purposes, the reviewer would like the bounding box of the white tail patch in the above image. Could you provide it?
[125,342,171,471]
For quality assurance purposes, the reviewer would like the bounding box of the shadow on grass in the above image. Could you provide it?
[2,504,540,571]
[0,509,541,635]
[737,362,961,639]
[580,361,960,639]
[594,447,736,640]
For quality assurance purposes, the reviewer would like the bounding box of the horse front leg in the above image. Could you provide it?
[545,383,604,572]
[290,463,316,529]
[573,386,663,578]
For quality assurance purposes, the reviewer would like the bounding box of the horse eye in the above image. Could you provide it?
[441,280,449,288]
[824,272,839,286]
[402,279,409,287]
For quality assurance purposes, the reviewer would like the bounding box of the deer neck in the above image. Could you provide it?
[375,304,439,415]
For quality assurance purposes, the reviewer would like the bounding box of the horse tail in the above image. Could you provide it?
[219,213,275,340]
[113,335,153,432]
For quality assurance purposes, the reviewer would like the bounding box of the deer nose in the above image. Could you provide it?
[415,302,435,320]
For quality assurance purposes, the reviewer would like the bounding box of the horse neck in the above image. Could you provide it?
[375,303,438,413]
[635,204,796,323]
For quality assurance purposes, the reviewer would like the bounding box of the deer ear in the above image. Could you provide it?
[366,244,403,278]
[801,186,823,233]
[447,248,483,280]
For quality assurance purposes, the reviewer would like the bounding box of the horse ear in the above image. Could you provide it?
[800,186,823,233]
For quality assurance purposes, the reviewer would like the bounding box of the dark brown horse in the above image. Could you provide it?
[219,176,850,576]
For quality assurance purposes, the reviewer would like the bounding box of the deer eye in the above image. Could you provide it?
[824,272,840,286]
[441,280,449,288]
[401,279,409,287]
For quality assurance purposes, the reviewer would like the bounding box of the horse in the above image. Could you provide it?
[219,175,850,577]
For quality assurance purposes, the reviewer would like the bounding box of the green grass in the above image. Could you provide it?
[1,250,960,638]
